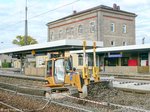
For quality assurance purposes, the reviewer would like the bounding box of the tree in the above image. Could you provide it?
[12,35,38,46]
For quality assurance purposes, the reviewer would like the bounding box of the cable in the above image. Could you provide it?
[0,20,24,31]
[28,0,80,19]
[0,0,80,32]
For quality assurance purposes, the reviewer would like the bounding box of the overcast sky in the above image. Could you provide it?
[0,0,150,49]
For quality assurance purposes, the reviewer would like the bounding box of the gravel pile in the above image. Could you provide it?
[87,82,150,111]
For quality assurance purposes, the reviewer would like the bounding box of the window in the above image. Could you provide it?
[59,30,63,39]
[104,57,119,66]
[111,23,115,32]
[88,54,93,66]
[123,41,127,46]
[66,28,70,35]
[78,25,83,34]
[111,41,115,46]
[54,59,65,83]
[70,27,74,35]
[90,21,96,33]
[46,60,52,77]
[78,54,83,66]
[121,57,129,66]
[123,24,127,33]
[49,32,54,40]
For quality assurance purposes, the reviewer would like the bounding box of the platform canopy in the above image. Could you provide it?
[0,39,103,55]
[70,43,150,54]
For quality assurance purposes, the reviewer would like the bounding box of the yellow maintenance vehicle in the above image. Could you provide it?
[44,40,101,98]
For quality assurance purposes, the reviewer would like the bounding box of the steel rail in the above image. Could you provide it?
[63,94,150,112]
[0,87,93,112]
[0,87,49,112]
[50,100,93,112]
[0,101,24,112]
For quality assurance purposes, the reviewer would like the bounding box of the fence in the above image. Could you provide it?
[25,67,45,77]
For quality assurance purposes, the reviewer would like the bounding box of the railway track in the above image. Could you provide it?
[0,87,107,112]
[0,73,150,111]
[0,81,150,112]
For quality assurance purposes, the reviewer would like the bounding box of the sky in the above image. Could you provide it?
[0,0,150,49]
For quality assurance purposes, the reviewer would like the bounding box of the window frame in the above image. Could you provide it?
[90,21,96,33]
[78,24,83,34]
[110,23,115,32]
[59,30,63,39]
[78,54,83,66]
[66,28,70,35]
[49,32,54,40]
[111,41,115,46]
[123,41,127,46]
[70,27,74,36]
[123,24,127,33]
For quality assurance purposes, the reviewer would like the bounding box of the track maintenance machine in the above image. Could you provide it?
[44,40,101,98]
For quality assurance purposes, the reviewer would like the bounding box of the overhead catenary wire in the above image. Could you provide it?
[28,0,80,19]
[0,0,80,32]
[0,0,147,31]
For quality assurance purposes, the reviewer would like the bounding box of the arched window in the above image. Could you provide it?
[123,24,127,33]
[90,21,96,32]
[78,25,83,34]
[111,23,115,32]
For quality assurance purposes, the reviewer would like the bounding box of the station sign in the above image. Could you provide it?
[108,52,122,58]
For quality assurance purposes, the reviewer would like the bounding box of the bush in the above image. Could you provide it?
[2,62,11,68]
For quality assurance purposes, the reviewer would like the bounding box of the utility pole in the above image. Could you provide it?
[142,37,145,44]
[24,0,28,45]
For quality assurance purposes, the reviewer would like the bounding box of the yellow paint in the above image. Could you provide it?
[31,50,36,55]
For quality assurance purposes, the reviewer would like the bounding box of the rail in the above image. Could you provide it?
[62,94,150,112]
[0,85,93,112]
[0,101,23,112]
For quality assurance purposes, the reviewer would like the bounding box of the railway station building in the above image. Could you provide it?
[46,4,140,74]
[1,4,146,76]
[47,4,137,47]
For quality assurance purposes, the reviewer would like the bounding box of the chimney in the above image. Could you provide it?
[73,10,77,14]
[117,6,120,10]
[113,3,120,10]
[113,3,117,10]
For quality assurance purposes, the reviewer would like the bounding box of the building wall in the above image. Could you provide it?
[36,56,48,68]
[0,54,12,63]
[13,60,21,68]
[100,11,136,47]
[48,12,97,41]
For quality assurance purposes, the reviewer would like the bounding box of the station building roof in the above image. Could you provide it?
[0,39,103,55]
[47,5,136,26]
[70,44,150,54]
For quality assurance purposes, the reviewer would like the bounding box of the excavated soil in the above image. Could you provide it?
[87,82,150,111]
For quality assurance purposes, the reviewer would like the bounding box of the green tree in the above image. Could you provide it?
[12,35,38,46]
